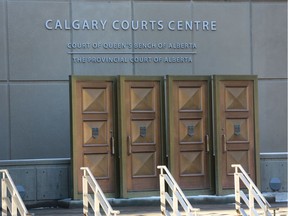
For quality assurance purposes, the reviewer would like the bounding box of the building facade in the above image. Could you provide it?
[0,0,287,202]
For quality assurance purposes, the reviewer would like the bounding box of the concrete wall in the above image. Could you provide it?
[0,159,70,204]
[260,153,287,192]
[0,0,286,200]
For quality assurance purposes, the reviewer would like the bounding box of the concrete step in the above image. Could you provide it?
[56,194,276,209]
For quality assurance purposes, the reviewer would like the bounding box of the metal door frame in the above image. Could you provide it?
[213,75,260,195]
[166,75,214,195]
[70,75,118,199]
[118,76,165,198]
[69,75,260,198]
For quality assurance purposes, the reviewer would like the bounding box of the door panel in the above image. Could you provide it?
[167,76,212,193]
[120,77,163,197]
[71,77,117,198]
[215,76,258,193]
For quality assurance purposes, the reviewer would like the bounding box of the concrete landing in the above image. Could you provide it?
[29,202,288,216]
[26,194,288,216]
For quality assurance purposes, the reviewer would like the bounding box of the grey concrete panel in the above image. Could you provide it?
[0,0,8,80]
[10,83,70,159]
[71,1,133,76]
[0,159,70,202]
[258,80,287,152]
[8,1,71,80]
[8,168,37,201]
[260,154,288,192]
[133,2,193,75]
[37,167,68,200]
[193,2,251,75]
[0,84,10,160]
[252,2,287,78]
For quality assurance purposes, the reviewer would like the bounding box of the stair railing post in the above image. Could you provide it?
[94,186,100,216]
[1,172,8,216]
[12,192,18,216]
[172,185,178,216]
[159,167,166,215]
[234,165,241,214]
[249,184,255,216]
[82,169,88,216]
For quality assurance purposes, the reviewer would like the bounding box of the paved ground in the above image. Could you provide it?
[29,202,288,216]
[2,193,287,215]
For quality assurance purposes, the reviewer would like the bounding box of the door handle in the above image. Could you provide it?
[222,134,227,152]
[127,135,132,155]
[205,134,209,152]
[111,136,115,155]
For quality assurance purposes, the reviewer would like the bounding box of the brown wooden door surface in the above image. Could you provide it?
[217,79,256,190]
[120,77,162,195]
[168,77,211,192]
[72,78,116,198]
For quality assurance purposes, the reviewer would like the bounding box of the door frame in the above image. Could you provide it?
[69,75,260,198]
[70,75,119,199]
[167,75,214,195]
[118,76,165,198]
[213,75,260,195]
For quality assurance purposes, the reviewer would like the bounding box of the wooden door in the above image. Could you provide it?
[167,76,212,193]
[119,76,163,197]
[71,76,117,198]
[214,76,259,193]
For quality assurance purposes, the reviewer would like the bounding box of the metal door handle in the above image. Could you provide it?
[223,134,227,152]
[127,136,132,155]
[205,135,209,152]
[111,137,115,155]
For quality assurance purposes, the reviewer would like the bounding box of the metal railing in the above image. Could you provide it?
[1,169,32,216]
[232,164,272,216]
[81,167,120,216]
[157,165,199,216]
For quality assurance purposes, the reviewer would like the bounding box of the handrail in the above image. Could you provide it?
[157,165,199,216]
[1,169,33,216]
[81,167,120,216]
[232,164,272,216]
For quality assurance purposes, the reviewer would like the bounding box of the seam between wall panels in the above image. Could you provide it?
[131,0,135,75]
[69,0,73,76]
[5,0,12,159]
[191,0,194,75]
[249,0,254,75]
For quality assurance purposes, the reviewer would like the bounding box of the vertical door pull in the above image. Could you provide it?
[222,134,227,152]
[205,134,209,152]
[111,137,115,155]
[222,128,227,152]
[127,135,132,155]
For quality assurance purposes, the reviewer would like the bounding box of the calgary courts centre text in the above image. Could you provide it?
[45,19,217,31]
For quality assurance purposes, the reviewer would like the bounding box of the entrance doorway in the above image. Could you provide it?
[118,76,164,197]
[70,75,259,198]
[214,76,259,194]
[70,76,117,199]
[167,76,213,194]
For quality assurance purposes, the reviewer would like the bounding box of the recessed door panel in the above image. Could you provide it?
[119,77,163,197]
[71,76,117,198]
[167,76,212,193]
[214,76,259,194]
